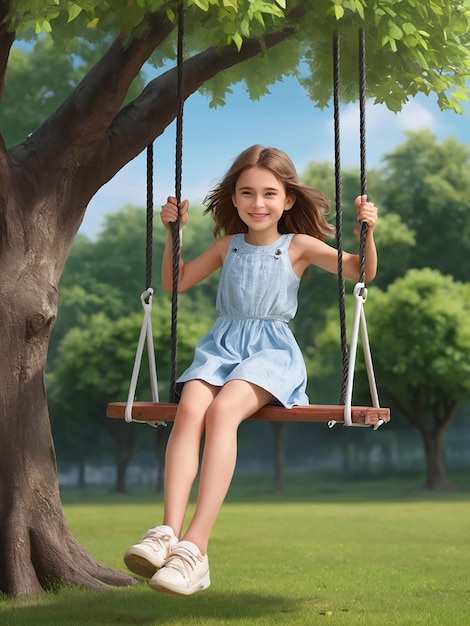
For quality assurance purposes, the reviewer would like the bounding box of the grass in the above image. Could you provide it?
[1,471,469,625]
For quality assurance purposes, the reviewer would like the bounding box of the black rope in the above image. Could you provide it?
[169,0,184,403]
[145,142,154,297]
[333,32,349,405]
[358,27,368,286]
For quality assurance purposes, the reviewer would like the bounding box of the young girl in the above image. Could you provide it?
[124,145,378,596]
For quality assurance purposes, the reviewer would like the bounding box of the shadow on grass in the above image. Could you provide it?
[1,587,307,626]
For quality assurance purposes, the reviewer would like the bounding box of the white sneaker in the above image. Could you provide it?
[124,525,178,578]
[149,540,210,596]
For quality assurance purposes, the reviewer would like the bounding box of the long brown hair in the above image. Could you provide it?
[204,145,335,240]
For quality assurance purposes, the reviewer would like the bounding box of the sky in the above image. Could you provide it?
[80,72,470,238]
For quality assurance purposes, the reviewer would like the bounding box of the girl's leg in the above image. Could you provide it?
[182,380,273,554]
[162,380,218,538]
[124,380,218,579]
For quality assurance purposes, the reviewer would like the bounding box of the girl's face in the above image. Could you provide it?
[232,166,294,239]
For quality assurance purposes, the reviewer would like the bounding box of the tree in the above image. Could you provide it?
[47,205,216,494]
[1,0,469,596]
[49,301,213,492]
[375,130,470,283]
[367,270,469,489]
[310,271,470,484]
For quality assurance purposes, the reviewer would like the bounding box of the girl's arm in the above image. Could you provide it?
[161,197,229,293]
[291,195,378,282]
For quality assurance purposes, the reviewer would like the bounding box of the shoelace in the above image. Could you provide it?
[143,529,172,549]
[164,546,201,579]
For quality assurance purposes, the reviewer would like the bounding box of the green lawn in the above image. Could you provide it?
[1,471,469,625]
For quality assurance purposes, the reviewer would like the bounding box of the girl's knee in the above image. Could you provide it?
[204,400,240,430]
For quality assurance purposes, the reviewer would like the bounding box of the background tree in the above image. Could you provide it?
[375,130,470,283]
[1,0,469,596]
[366,270,470,490]
[50,302,213,491]
[307,131,470,484]
[48,206,215,492]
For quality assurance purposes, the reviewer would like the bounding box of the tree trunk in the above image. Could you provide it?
[0,263,136,595]
[0,13,299,596]
[391,393,458,492]
[420,428,456,491]
[271,422,285,493]
[155,426,170,493]
[113,422,138,494]
[78,459,86,488]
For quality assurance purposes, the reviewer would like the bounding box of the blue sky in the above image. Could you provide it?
[80,73,470,238]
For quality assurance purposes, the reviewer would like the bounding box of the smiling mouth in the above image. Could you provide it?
[248,213,269,218]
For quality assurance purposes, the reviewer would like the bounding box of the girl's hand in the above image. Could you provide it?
[160,196,189,229]
[353,194,378,236]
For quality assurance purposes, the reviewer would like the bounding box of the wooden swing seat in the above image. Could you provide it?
[106,401,390,426]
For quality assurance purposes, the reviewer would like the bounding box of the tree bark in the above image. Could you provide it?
[392,393,457,491]
[0,13,299,595]
[418,404,457,491]
[155,427,170,493]
[419,429,455,491]
[0,252,136,594]
[114,423,138,494]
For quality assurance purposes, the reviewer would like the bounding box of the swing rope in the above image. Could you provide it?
[332,31,349,406]
[122,143,161,426]
[330,27,383,429]
[146,143,154,294]
[121,5,184,425]
[169,0,185,403]
[358,27,368,286]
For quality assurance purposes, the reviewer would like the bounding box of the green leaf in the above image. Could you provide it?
[451,91,468,102]
[354,0,364,20]
[67,4,82,23]
[334,5,344,20]
[388,21,403,40]
[402,22,416,36]
[194,0,210,11]
[230,31,243,51]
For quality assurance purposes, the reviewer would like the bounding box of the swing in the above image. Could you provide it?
[106,19,390,430]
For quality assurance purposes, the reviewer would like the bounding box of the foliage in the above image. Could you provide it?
[367,269,470,411]
[376,131,470,283]
[4,0,470,118]
[311,269,470,420]
[370,212,416,288]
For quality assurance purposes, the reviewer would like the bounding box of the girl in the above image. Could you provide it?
[124,145,378,596]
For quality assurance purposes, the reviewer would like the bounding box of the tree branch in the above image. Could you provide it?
[88,20,299,195]
[9,12,175,175]
[6,6,303,241]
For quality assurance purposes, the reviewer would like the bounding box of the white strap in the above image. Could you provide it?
[329,282,384,430]
[125,289,163,427]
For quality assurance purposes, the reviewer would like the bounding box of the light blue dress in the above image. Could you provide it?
[176,233,309,407]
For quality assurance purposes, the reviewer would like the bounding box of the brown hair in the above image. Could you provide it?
[204,145,335,240]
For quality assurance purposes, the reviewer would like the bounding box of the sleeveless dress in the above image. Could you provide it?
[176,233,309,407]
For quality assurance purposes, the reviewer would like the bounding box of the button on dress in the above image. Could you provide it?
[176,233,308,407]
